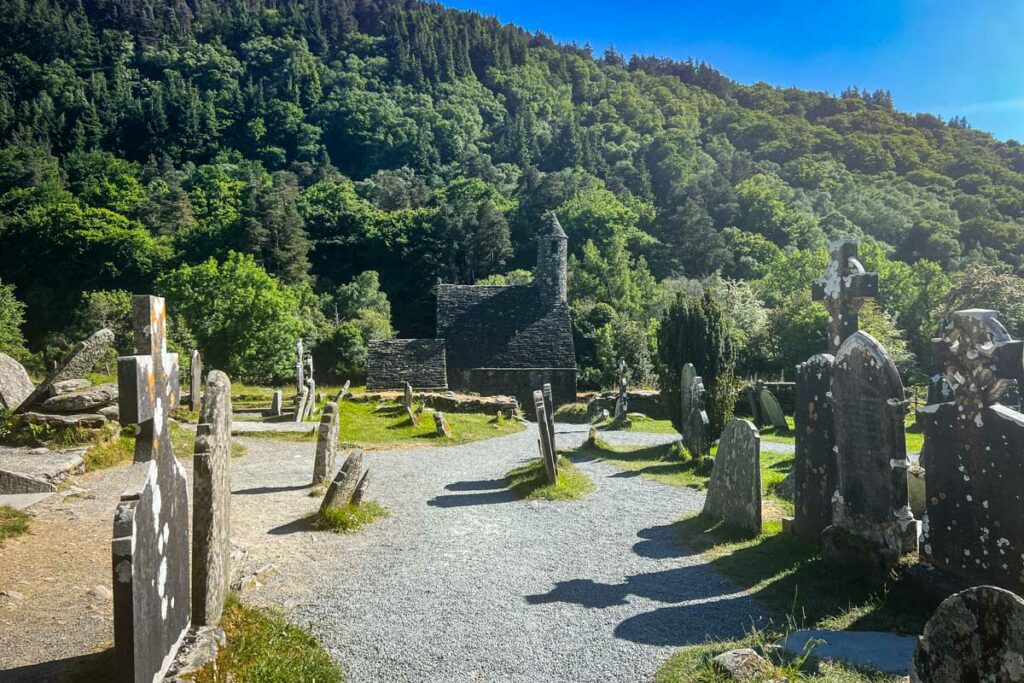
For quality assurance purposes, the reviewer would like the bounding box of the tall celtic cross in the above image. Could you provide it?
[933,309,1024,409]
[812,240,878,355]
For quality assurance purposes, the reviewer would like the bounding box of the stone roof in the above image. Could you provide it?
[541,213,567,238]
[437,284,575,370]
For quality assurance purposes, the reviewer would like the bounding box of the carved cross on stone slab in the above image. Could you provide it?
[933,309,1024,408]
[112,295,190,683]
[812,240,879,355]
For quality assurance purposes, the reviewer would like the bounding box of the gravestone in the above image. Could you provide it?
[320,450,365,511]
[433,411,451,437]
[404,382,419,426]
[295,338,304,392]
[926,373,954,405]
[680,363,710,458]
[758,388,789,431]
[825,331,916,569]
[112,296,189,683]
[542,383,557,456]
[534,390,557,484]
[304,378,317,420]
[912,585,1024,683]
[16,328,115,413]
[0,353,34,411]
[269,390,282,417]
[350,470,370,507]
[917,309,1024,591]
[746,382,765,426]
[190,350,202,411]
[294,386,309,423]
[793,353,836,540]
[703,418,761,534]
[192,369,232,628]
[812,240,879,355]
[313,402,340,486]
[614,359,628,419]
[334,380,351,403]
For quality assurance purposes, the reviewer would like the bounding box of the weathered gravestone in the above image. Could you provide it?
[758,388,789,431]
[793,353,836,540]
[112,296,188,683]
[917,309,1024,591]
[534,389,557,484]
[926,373,954,405]
[433,411,451,438]
[295,338,304,392]
[294,386,308,423]
[270,390,282,417]
[313,402,340,486]
[334,379,351,403]
[16,328,115,413]
[912,585,1024,683]
[542,383,557,456]
[703,418,761,534]
[404,382,419,426]
[190,350,202,411]
[192,369,232,628]
[320,450,366,511]
[304,378,317,420]
[825,331,916,570]
[350,470,370,507]
[614,359,628,419]
[680,363,710,458]
[0,352,34,411]
[812,240,879,355]
[746,382,765,426]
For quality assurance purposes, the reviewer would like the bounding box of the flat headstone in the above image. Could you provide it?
[38,383,117,413]
[313,402,340,486]
[50,378,91,396]
[15,329,115,413]
[758,388,788,431]
[913,585,1024,683]
[112,297,188,683]
[190,350,202,411]
[793,354,836,540]
[0,447,85,494]
[192,369,232,628]
[23,412,107,429]
[0,352,33,411]
[320,450,365,511]
[703,418,761,534]
[782,629,916,676]
[826,331,916,566]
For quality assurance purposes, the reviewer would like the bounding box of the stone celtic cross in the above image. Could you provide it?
[812,240,879,355]
[933,309,1023,409]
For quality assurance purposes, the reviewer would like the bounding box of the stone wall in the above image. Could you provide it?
[448,367,576,417]
[366,339,447,390]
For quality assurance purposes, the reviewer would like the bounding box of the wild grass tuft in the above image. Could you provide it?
[313,502,388,533]
[0,505,31,543]
[506,456,594,501]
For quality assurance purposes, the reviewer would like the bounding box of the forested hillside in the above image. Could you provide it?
[1,0,1023,386]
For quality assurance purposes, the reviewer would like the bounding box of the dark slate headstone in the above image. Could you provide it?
[812,240,879,355]
[703,418,761,534]
[912,585,1024,683]
[680,363,710,458]
[15,328,115,413]
[192,369,232,628]
[542,383,556,456]
[112,297,189,683]
[0,352,33,411]
[758,388,789,431]
[534,389,557,484]
[313,402,340,486]
[926,373,954,405]
[918,309,1024,591]
[826,331,916,568]
[190,350,202,411]
[793,353,836,540]
[320,450,365,511]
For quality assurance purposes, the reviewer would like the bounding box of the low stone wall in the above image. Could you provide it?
[448,368,576,418]
[366,339,448,391]
[582,390,666,419]
[351,390,519,415]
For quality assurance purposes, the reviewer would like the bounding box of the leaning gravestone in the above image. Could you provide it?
[758,388,789,431]
[334,379,351,403]
[434,411,451,438]
[15,328,115,413]
[190,350,202,411]
[112,297,188,683]
[825,331,916,570]
[304,378,317,419]
[812,240,879,355]
[918,309,1024,591]
[350,470,370,507]
[534,390,557,485]
[320,450,365,511]
[404,382,419,426]
[0,352,34,411]
[313,402,340,486]
[192,369,232,628]
[294,386,309,423]
[680,363,710,458]
[542,383,557,455]
[793,353,836,540]
[912,585,1024,683]
[703,418,761,534]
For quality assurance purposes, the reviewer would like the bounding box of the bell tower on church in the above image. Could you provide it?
[536,213,568,308]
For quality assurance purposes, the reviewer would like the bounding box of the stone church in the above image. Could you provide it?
[367,214,577,408]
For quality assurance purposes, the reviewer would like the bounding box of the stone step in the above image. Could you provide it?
[0,447,87,495]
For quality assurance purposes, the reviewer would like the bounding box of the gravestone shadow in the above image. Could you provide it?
[445,478,507,492]
[234,484,310,495]
[427,489,518,508]
[2,648,115,682]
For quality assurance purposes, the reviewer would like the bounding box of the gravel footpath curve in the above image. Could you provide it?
[240,423,766,683]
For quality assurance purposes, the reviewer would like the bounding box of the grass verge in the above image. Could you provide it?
[313,502,388,533]
[0,505,31,543]
[188,594,345,682]
[83,422,246,471]
[506,456,594,501]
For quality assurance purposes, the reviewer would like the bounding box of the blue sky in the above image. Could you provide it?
[444,0,1024,142]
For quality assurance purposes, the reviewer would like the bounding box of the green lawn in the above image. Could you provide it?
[0,505,30,543]
[505,456,595,501]
[314,501,388,533]
[241,399,523,448]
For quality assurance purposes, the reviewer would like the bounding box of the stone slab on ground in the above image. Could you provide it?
[0,447,86,494]
[0,492,55,510]
[781,629,916,675]
[231,421,317,434]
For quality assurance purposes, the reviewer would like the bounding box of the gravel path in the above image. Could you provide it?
[240,423,767,682]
